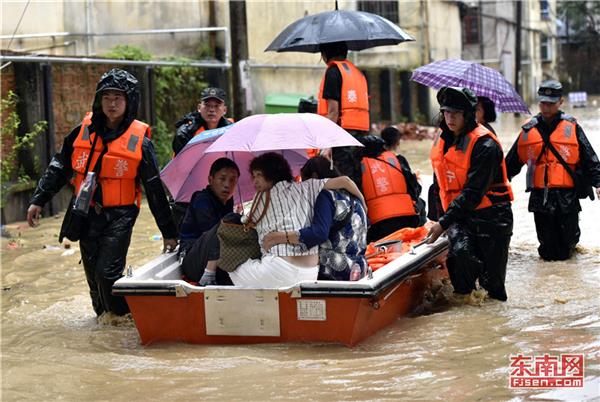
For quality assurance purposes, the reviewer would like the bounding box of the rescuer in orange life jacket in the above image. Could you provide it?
[317,41,370,190]
[505,80,600,261]
[426,86,514,301]
[170,87,234,228]
[359,129,426,242]
[27,68,178,318]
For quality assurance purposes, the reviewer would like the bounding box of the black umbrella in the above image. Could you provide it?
[265,8,414,53]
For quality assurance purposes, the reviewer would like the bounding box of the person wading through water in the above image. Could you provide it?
[27,68,178,318]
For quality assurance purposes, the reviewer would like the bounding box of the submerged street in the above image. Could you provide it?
[1,100,599,401]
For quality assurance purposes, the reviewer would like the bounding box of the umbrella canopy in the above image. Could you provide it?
[265,9,414,53]
[205,113,363,153]
[160,126,230,203]
[160,125,309,203]
[411,59,530,114]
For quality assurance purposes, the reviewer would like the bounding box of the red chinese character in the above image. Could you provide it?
[535,354,559,376]
[562,354,584,376]
[510,354,534,376]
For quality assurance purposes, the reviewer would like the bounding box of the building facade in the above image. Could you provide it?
[460,0,558,106]
[2,0,558,122]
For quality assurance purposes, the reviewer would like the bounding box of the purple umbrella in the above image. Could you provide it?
[411,59,530,114]
[160,125,309,203]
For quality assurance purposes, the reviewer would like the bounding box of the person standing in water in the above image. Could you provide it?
[27,69,177,318]
[427,86,514,301]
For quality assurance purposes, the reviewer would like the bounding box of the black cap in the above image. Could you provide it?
[537,80,563,103]
[201,87,226,102]
[437,86,478,112]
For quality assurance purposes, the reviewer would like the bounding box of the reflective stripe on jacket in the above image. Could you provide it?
[430,125,513,211]
[516,119,579,188]
[71,113,146,208]
[361,150,416,224]
[317,60,369,131]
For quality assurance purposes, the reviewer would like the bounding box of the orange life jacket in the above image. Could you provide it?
[430,125,513,211]
[361,150,417,224]
[71,113,147,208]
[317,60,369,132]
[516,117,579,189]
[193,117,235,136]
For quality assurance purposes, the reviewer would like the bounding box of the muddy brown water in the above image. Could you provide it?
[2,101,599,401]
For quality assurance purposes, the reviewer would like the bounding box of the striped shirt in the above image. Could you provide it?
[244,179,328,256]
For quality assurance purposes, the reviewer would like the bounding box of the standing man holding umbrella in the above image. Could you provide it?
[505,80,600,261]
[317,41,370,190]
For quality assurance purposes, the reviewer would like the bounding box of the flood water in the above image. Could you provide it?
[2,100,599,401]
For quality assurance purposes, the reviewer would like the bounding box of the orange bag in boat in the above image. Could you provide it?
[366,225,431,271]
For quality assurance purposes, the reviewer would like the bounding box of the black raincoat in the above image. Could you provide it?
[171,112,233,156]
[430,128,513,301]
[505,111,600,260]
[30,69,177,316]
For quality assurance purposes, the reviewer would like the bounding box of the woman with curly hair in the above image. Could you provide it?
[229,152,365,288]
[262,156,368,281]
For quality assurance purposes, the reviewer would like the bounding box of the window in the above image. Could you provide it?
[357,1,399,23]
[540,34,552,61]
[462,7,480,45]
[540,0,550,20]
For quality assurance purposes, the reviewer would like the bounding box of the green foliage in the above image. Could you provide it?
[104,44,152,61]
[103,45,208,168]
[412,111,427,125]
[195,42,213,60]
[153,62,207,167]
[151,119,173,168]
[558,1,600,40]
[0,91,47,183]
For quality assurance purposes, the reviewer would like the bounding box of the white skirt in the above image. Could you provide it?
[229,255,318,288]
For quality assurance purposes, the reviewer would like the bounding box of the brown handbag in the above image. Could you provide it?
[216,191,270,272]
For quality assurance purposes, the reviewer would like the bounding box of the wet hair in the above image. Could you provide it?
[300,156,340,180]
[478,96,497,123]
[381,126,401,149]
[209,157,240,177]
[249,152,293,184]
[436,108,478,134]
[319,41,348,61]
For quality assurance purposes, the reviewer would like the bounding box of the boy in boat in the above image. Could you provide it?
[179,157,240,286]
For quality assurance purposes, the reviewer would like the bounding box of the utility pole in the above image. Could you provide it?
[229,0,250,120]
[514,0,522,96]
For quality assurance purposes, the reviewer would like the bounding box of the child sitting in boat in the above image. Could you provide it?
[262,156,368,281]
[227,152,365,288]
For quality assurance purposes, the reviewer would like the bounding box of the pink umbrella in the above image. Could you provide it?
[205,113,364,153]
[160,125,309,203]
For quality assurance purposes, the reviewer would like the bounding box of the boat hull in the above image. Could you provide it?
[114,238,449,346]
